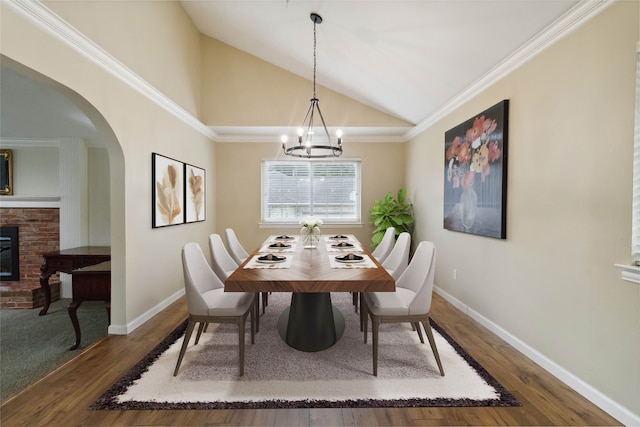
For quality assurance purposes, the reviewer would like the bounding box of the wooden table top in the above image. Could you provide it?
[224,235,395,293]
[42,246,111,257]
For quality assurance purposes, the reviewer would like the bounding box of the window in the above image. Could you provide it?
[262,160,361,224]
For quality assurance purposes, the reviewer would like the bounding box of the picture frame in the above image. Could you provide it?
[0,149,14,196]
[152,153,185,228]
[184,163,205,223]
[443,99,509,239]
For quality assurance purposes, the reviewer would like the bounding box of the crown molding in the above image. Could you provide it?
[406,0,615,140]
[4,0,217,141]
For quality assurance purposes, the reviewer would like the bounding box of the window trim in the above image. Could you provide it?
[615,40,640,284]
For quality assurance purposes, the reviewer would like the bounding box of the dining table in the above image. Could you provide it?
[224,233,395,352]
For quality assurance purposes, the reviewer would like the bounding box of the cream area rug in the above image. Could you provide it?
[91,293,519,410]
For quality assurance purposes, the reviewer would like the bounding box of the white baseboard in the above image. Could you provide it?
[434,286,640,427]
[107,288,185,335]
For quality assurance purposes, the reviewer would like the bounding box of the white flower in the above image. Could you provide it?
[299,216,323,228]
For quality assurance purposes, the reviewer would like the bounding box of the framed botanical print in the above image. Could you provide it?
[152,153,185,228]
[185,163,205,223]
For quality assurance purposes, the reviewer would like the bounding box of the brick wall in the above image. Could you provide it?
[0,207,60,293]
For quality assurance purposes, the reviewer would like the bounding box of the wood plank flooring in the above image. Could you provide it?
[0,293,622,426]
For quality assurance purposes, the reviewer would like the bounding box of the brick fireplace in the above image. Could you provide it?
[0,208,61,309]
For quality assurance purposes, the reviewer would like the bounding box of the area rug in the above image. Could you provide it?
[91,293,519,410]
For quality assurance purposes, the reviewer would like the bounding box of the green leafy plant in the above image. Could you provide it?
[368,188,414,247]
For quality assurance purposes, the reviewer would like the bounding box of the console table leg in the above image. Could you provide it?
[38,274,52,316]
[68,300,83,350]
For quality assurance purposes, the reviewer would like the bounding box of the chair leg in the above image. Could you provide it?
[413,322,424,344]
[250,300,256,345]
[194,322,206,345]
[422,319,445,376]
[363,297,369,343]
[261,292,270,313]
[353,292,358,313]
[372,316,380,376]
[174,318,196,376]
[238,315,246,376]
[360,292,366,332]
[254,293,260,333]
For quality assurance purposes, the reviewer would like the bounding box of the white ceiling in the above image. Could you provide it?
[181,0,579,125]
[1,0,582,141]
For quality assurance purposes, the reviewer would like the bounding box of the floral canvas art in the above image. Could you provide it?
[152,153,185,228]
[443,100,509,239]
[185,164,205,223]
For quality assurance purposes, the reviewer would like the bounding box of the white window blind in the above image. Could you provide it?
[262,160,361,224]
[632,43,640,265]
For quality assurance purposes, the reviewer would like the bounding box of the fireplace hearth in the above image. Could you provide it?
[0,207,61,308]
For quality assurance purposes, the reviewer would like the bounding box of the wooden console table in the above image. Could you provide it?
[69,260,111,350]
[39,246,110,315]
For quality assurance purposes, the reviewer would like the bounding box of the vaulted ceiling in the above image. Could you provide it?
[1,0,584,141]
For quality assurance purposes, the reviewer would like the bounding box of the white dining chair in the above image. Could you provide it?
[174,242,255,377]
[223,229,270,314]
[354,226,397,314]
[209,233,262,330]
[225,228,249,265]
[362,241,445,377]
[371,226,396,263]
[212,233,269,320]
[209,233,239,281]
[360,232,411,330]
[382,232,411,280]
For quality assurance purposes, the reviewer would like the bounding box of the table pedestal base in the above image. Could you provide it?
[277,292,345,352]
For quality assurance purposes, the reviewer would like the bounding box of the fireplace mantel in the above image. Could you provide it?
[0,196,61,208]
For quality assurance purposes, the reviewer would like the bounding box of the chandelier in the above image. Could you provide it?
[281,13,343,159]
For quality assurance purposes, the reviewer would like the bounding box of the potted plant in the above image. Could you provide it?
[368,188,414,247]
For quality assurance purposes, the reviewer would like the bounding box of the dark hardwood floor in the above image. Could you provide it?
[0,293,621,426]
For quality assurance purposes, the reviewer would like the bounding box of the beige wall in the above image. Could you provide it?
[1,2,215,329]
[201,37,412,127]
[7,146,59,196]
[43,0,202,118]
[406,1,639,414]
[215,141,405,251]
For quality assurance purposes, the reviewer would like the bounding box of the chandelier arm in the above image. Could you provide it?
[313,101,332,143]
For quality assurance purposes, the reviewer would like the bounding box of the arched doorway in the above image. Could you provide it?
[0,56,126,329]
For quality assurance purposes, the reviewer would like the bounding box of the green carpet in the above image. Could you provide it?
[0,298,108,401]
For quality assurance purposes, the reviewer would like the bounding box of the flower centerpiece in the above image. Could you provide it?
[299,216,323,249]
[445,114,503,231]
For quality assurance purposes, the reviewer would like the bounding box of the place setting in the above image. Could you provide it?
[243,253,293,269]
[325,240,363,252]
[259,240,297,253]
[328,252,377,269]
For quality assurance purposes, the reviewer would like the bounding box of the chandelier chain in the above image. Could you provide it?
[313,18,317,99]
